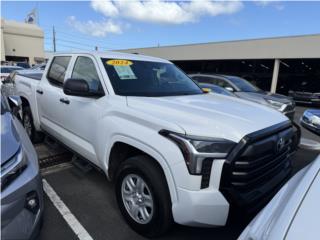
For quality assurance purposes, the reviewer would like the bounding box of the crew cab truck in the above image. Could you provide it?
[15,52,298,237]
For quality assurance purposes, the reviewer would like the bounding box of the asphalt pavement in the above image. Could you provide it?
[36,106,319,240]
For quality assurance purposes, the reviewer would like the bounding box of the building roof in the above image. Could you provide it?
[119,34,320,60]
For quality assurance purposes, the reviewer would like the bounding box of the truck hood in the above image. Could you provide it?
[127,94,288,142]
[1,112,21,165]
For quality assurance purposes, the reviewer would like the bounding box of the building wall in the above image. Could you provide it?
[1,19,45,65]
[120,34,320,61]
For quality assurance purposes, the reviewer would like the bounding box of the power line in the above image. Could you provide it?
[45,38,109,50]
[41,26,122,47]
[54,43,89,51]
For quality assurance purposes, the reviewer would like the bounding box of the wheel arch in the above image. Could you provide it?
[106,136,178,203]
[19,95,41,130]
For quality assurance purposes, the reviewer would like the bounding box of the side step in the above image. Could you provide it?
[71,155,93,173]
[36,136,72,169]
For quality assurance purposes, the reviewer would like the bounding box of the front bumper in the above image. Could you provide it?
[1,173,43,240]
[1,157,44,240]
[169,121,296,227]
[172,160,230,227]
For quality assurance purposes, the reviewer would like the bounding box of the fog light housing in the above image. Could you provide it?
[25,191,39,214]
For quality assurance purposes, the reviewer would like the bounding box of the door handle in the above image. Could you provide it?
[36,89,43,94]
[59,98,70,104]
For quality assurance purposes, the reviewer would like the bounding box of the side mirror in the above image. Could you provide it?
[225,87,234,92]
[8,96,22,119]
[63,78,104,97]
[202,88,212,93]
[8,96,22,108]
[300,109,320,137]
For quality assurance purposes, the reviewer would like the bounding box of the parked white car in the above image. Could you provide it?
[14,52,298,237]
[239,155,320,240]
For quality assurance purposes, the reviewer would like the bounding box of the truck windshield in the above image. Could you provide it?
[227,76,260,92]
[102,58,203,97]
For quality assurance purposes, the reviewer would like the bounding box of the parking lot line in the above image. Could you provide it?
[42,179,94,240]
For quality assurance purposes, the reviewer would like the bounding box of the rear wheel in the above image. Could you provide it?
[115,155,173,237]
[23,106,44,143]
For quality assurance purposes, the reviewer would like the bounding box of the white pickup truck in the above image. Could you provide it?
[14,52,298,237]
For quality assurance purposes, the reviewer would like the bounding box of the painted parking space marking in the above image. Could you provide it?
[42,179,94,240]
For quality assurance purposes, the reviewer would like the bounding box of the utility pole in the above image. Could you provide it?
[53,26,56,52]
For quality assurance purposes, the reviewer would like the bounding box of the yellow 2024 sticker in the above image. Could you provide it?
[106,59,133,66]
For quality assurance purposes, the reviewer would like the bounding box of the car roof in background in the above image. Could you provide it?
[199,82,224,89]
[189,73,241,79]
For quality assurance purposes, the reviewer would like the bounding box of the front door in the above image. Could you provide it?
[58,55,106,165]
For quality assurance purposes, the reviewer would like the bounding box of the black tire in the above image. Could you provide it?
[115,155,173,238]
[23,106,44,143]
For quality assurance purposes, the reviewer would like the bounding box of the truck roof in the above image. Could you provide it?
[51,51,171,64]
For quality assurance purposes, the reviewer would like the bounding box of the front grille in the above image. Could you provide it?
[220,121,295,215]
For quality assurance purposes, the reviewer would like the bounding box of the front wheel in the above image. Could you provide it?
[115,155,173,237]
[22,106,44,143]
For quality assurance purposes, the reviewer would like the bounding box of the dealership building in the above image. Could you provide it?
[0,19,45,65]
[121,34,320,96]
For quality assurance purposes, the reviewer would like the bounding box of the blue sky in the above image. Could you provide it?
[2,1,320,52]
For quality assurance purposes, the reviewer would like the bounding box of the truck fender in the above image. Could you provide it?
[17,93,41,131]
[104,134,178,203]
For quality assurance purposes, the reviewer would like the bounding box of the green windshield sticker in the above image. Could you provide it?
[114,65,137,80]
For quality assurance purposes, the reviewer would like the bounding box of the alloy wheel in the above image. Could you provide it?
[121,174,154,224]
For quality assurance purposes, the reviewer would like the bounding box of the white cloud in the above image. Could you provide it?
[254,1,285,10]
[67,16,122,37]
[90,0,244,24]
[183,1,244,17]
[91,0,119,17]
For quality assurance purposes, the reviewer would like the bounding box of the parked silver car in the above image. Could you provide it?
[189,74,296,119]
[239,156,320,240]
[300,109,320,135]
[1,95,43,240]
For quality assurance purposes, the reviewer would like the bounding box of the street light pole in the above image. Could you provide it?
[53,26,56,52]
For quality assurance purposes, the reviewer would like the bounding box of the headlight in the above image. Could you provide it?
[266,99,286,112]
[160,130,235,175]
[1,147,28,191]
[304,111,320,127]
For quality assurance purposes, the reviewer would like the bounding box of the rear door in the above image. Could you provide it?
[37,55,72,137]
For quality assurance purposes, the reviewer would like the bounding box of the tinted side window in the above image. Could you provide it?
[71,57,103,92]
[215,78,231,88]
[47,56,71,86]
[196,76,215,84]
